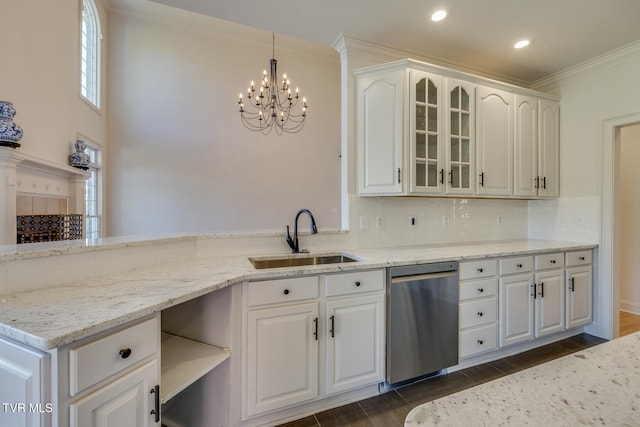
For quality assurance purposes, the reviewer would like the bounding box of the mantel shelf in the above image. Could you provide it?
[160,332,230,404]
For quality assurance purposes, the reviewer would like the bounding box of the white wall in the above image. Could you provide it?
[619,124,640,314]
[106,2,341,235]
[0,0,108,169]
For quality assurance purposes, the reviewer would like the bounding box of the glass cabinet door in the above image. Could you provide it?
[410,71,443,194]
[446,79,475,194]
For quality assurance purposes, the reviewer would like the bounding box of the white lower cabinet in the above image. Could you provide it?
[243,270,385,420]
[70,360,158,427]
[458,260,498,358]
[0,338,50,427]
[500,272,535,346]
[325,294,384,395]
[534,269,565,337]
[245,302,319,417]
[566,251,593,328]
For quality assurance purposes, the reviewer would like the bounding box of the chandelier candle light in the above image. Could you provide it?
[238,33,308,135]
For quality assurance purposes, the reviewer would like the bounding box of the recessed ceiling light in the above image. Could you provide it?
[514,39,530,49]
[431,10,447,22]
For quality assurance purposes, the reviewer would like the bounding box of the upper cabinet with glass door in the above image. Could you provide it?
[410,71,443,194]
[446,79,475,195]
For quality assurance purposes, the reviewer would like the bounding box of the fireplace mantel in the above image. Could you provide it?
[0,147,89,245]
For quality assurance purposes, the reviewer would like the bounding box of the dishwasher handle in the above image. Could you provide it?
[391,271,457,284]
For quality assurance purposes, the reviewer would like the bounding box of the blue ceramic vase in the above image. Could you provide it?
[0,100,24,148]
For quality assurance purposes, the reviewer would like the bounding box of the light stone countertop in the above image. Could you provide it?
[0,239,596,351]
[404,331,640,426]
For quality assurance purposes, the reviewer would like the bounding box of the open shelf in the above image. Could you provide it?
[160,332,230,404]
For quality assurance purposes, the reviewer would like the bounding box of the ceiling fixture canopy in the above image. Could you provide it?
[238,33,308,135]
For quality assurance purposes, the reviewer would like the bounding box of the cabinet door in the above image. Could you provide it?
[534,270,565,337]
[325,294,384,395]
[70,360,159,427]
[409,70,444,194]
[0,338,50,427]
[476,86,514,196]
[566,267,592,329]
[538,99,560,197]
[499,274,534,346]
[445,79,475,194]
[514,95,538,197]
[246,302,319,417]
[357,68,404,195]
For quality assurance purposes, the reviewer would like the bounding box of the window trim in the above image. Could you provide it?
[80,0,102,111]
[80,137,103,239]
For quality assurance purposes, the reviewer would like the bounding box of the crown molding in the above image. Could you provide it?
[531,39,640,91]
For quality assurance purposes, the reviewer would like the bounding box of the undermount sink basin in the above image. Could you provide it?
[249,253,360,269]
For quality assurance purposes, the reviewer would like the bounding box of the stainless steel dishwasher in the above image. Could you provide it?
[386,262,459,385]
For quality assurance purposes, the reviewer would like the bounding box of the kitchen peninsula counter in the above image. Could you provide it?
[0,237,597,350]
[405,331,640,426]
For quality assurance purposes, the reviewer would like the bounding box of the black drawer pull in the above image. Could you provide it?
[283,289,290,295]
[150,385,160,422]
[579,256,585,261]
[478,288,484,293]
[516,263,523,268]
[355,281,361,287]
[477,339,484,345]
[330,315,335,338]
[477,268,484,273]
[119,348,132,359]
[550,259,556,264]
[477,312,483,317]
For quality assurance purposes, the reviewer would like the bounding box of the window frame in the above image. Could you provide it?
[80,0,102,110]
[82,138,103,239]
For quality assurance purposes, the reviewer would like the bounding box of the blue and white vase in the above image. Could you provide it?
[70,140,90,170]
[0,100,24,148]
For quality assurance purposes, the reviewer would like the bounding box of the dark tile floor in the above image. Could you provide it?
[278,333,607,427]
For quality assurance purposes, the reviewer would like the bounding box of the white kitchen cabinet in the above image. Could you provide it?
[538,99,560,197]
[410,70,444,194]
[500,272,535,346]
[445,79,476,195]
[514,97,560,197]
[458,258,499,358]
[534,269,565,337]
[476,85,514,196]
[0,338,50,427]
[70,360,159,427]
[566,251,593,329]
[325,294,384,395]
[356,65,404,195]
[246,301,319,417]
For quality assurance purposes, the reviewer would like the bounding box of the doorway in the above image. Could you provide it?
[618,124,640,336]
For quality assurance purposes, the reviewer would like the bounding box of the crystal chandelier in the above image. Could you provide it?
[238,34,308,135]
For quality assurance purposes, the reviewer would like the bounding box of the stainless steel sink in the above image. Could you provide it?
[249,253,360,269]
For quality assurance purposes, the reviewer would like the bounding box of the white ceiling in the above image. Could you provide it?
[142,0,640,86]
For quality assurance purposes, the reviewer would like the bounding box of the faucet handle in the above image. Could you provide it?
[285,225,296,252]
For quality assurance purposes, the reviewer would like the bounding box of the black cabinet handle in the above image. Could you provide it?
[329,315,335,338]
[542,177,547,189]
[531,283,537,299]
[150,385,160,422]
[477,268,484,273]
[516,263,523,268]
[479,172,485,187]
[570,277,575,292]
[579,256,585,261]
[119,348,132,359]
[550,259,556,264]
[478,288,484,293]
[477,312,483,317]
[398,168,401,184]
[539,282,544,298]
[313,317,318,340]
[448,170,453,184]
[283,289,290,295]
[355,281,361,287]
[535,176,540,189]
[477,339,484,345]
[439,169,444,184]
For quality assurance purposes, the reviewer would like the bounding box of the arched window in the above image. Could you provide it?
[80,0,101,109]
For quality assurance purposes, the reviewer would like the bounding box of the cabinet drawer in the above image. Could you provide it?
[535,253,565,270]
[499,256,533,275]
[459,259,497,280]
[566,250,592,267]
[459,323,498,358]
[460,297,497,329]
[248,276,319,306]
[324,269,384,297]
[459,278,498,301]
[69,316,159,396]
